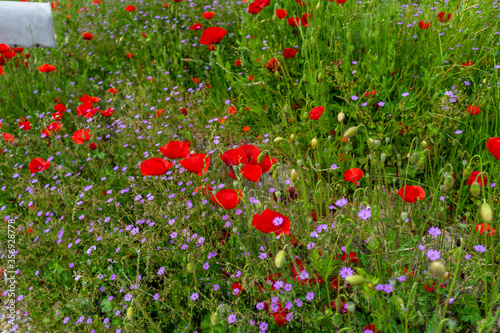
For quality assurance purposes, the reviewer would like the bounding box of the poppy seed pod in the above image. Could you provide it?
[345,275,365,286]
[311,138,318,149]
[127,306,134,320]
[291,169,298,182]
[480,202,493,223]
[275,249,286,268]
[470,182,481,197]
[429,261,446,278]
[210,311,220,326]
[344,126,358,139]
[338,111,345,123]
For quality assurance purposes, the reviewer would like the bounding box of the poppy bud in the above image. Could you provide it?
[396,297,404,308]
[345,275,365,286]
[346,301,356,313]
[187,263,195,273]
[470,182,480,197]
[448,317,457,330]
[373,139,380,147]
[290,134,295,142]
[494,253,500,264]
[366,282,373,290]
[311,138,318,149]
[338,111,345,123]
[257,153,265,163]
[127,306,134,320]
[416,156,425,170]
[400,211,408,221]
[310,37,316,47]
[442,271,449,281]
[316,1,321,10]
[343,126,358,139]
[291,169,298,182]
[297,159,303,167]
[368,138,374,148]
[272,170,277,181]
[275,190,281,198]
[444,175,454,191]
[274,70,281,81]
[317,72,323,83]
[452,248,462,265]
[380,153,387,162]
[210,311,220,326]
[480,202,493,222]
[332,312,342,328]
[429,261,446,278]
[274,137,285,143]
[275,249,286,268]
[314,190,322,203]
[463,166,472,179]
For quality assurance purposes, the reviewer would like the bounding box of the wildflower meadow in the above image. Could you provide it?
[1,0,500,332]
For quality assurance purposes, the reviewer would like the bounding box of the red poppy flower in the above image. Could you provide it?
[467,105,480,115]
[235,59,242,66]
[220,147,247,166]
[52,112,63,120]
[487,137,500,160]
[126,53,134,58]
[125,5,135,12]
[287,17,300,27]
[275,9,287,19]
[0,44,10,53]
[289,258,324,285]
[0,66,3,75]
[252,209,291,236]
[179,153,210,176]
[140,158,173,176]
[266,58,281,73]
[156,109,165,116]
[424,282,436,292]
[2,132,14,143]
[240,144,260,164]
[462,60,474,68]
[78,94,99,103]
[195,184,213,196]
[419,21,430,29]
[202,11,215,19]
[210,189,243,210]
[231,282,244,296]
[200,27,227,46]
[19,120,32,131]
[71,129,92,145]
[365,323,381,333]
[83,108,99,119]
[301,12,311,27]
[397,185,426,203]
[46,121,62,134]
[283,48,298,59]
[107,88,118,94]
[437,11,451,22]
[83,32,93,40]
[88,143,98,150]
[331,277,339,290]
[335,0,348,3]
[54,103,66,112]
[248,2,263,14]
[467,171,487,186]
[180,107,187,116]
[28,158,50,173]
[341,252,359,263]
[241,164,262,182]
[263,300,289,326]
[38,64,56,73]
[324,300,347,313]
[100,108,114,117]
[309,106,325,120]
[258,155,276,173]
[475,223,496,236]
[342,168,363,185]
[189,23,203,30]
[228,166,237,180]
[76,103,93,117]
[159,141,190,159]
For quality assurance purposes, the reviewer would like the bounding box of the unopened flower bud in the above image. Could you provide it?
[470,182,481,197]
[332,312,343,327]
[297,159,303,167]
[429,261,446,278]
[410,153,419,165]
[311,138,318,149]
[345,275,365,286]
[463,166,472,179]
[210,312,220,326]
[275,250,286,268]
[127,306,134,320]
[416,156,425,170]
[274,137,285,143]
[291,169,298,182]
[448,317,457,330]
[442,271,450,281]
[396,297,404,308]
[257,153,265,163]
[400,211,408,221]
[343,126,358,139]
[272,170,277,181]
[187,263,195,273]
[480,202,493,223]
[452,248,462,265]
[290,134,295,143]
[421,140,428,149]
[338,111,345,123]
[444,175,454,191]
[346,301,356,313]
